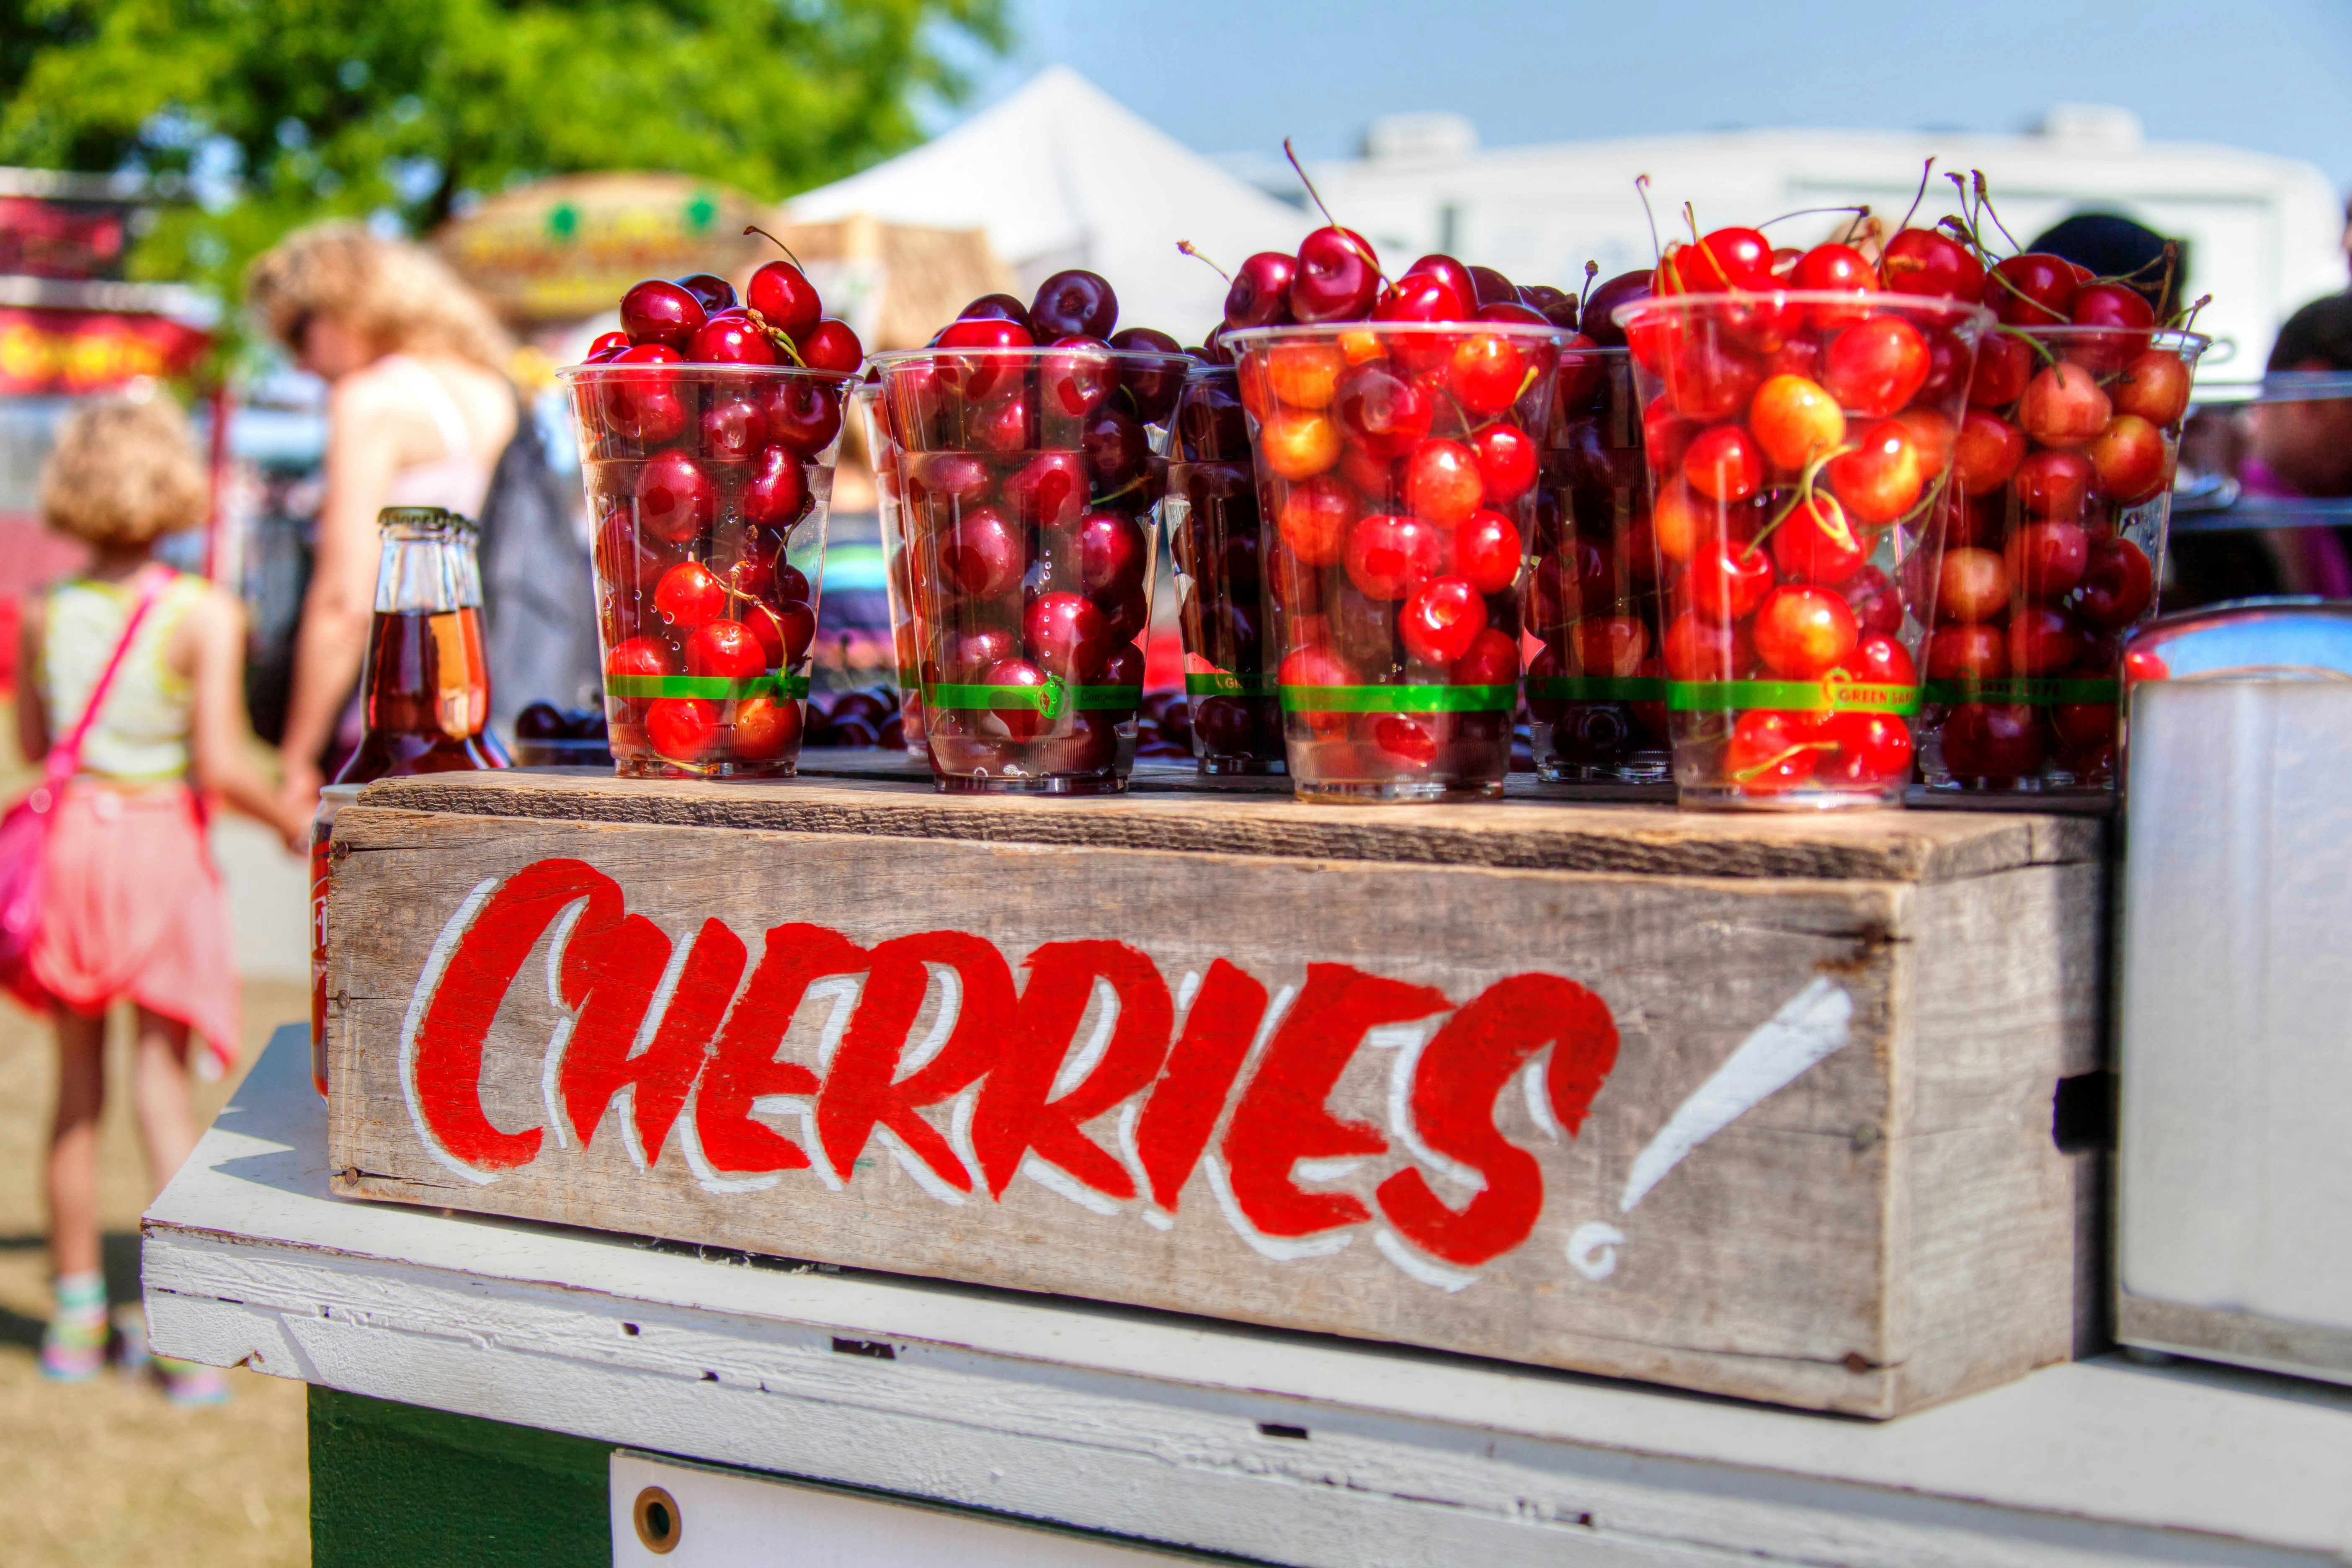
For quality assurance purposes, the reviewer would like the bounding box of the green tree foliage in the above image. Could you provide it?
[0,0,1008,291]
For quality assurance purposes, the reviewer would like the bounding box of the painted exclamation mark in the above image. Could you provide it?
[1568,977,1854,1281]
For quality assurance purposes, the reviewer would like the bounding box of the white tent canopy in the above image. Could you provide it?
[789,67,1313,346]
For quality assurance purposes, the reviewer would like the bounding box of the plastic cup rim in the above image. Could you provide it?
[1991,323,2213,356]
[556,361,859,385]
[866,346,1197,370]
[1222,320,1575,348]
[1612,290,1999,332]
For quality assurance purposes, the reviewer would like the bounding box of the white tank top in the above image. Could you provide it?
[43,570,211,782]
[379,354,498,518]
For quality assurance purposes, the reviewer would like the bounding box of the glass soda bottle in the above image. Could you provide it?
[314,507,510,1097]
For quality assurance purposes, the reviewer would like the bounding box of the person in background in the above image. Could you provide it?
[245,224,516,817]
[2028,211,2181,317]
[13,397,306,1403]
[2239,293,2352,597]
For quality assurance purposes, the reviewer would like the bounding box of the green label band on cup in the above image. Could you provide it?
[1921,678,2120,706]
[1664,679,1922,716]
[1529,676,1669,702]
[1279,683,1519,714]
[605,673,812,701]
[896,665,922,693]
[926,678,1140,721]
[1185,671,1277,698]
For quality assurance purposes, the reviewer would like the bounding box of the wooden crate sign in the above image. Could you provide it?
[329,775,2104,1418]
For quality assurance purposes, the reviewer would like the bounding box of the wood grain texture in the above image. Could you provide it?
[366,771,2103,885]
[323,781,2102,1418]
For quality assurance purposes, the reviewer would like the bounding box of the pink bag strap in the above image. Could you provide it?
[46,566,172,784]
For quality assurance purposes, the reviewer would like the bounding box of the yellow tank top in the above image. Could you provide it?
[42,572,211,782]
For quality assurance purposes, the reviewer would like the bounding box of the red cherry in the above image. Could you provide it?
[1076,509,1147,598]
[1023,591,1109,679]
[766,380,843,455]
[1969,334,2035,408]
[1725,708,1824,794]
[1398,575,1488,667]
[688,315,777,365]
[1753,585,1859,678]
[1278,475,1359,567]
[1468,423,1537,508]
[1816,711,1914,789]
[1844,632,1917,686]
[1937,546,2010,624]
[1334,361,1434,459]
[1682,423,1764,503]
[1404,438,1485,527]
[1825,418,1925,525]
[1667,337,1763,421]
[747,260,823,342]
[2112,348,2193,426]
[972,388,1035,454]
[2018,362,2112,449]
[685,618,768,678]
[1029,268,1118,339]
[585,329,632,359]
[1447,333,1528,415]
[1038,336,1118,419]
[1223,252,1298,329]
[1453,509,1522,593]
[1769,495,1866,586]
[1681,537,1776,625]
[741,445,809,529]
[1881,229,1985,300]
[2066,536,2155,630]
[2088,413,2170,503]
[2052,700,2116,752]
[750,600,815,669]
[1344,513,1448,600]
[1450,625,1519,686]
[1662,609,1756,681]
[606,635,678,678]
[1288,226,1382,324]
[941,506,1025,600]
[720,547,776,602]
[980,658,1050,741]
[652,560,727,630]
[730,695,802,760]
[2006,521,2090,601]
[1573,615,1649,676]
[620,279,707,349]
[645,697,719,760]
[1003,449,1088,530]
[1107,326,1185,423]
[2065,283,2156,373]
[1371,714,1441,768]
[1375,269,1473,327]
[937,316,1034,400]
[634,451,715,543]
[1927,623,2007,681]
[700,392,766,461]
[2013,448,2095,519]
[2009,604,2089,674]
[1941,703,2045,779]
[1838,565,1905,637]
[1953,410,2026,495]
[1985,253,2079,326]
[1792,243,1878,326]
[1822,315,1930,418]
[605,347,687,444]
[798,318,863,374]
[1671,227,1774,291]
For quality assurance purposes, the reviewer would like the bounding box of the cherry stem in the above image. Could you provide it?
[1757,204,1870,231]
[1284,138,1340,230]
[1973,171,2024,254]
[1897,158,1935,233]
[1578,259,1599,317]
[1635,174,1662,266]
[2179,293,2213,335]
[746,306,809,367]
[742,224,805,271]
[1176,240,1229,282]
[1749,442,1861,558]
[1992,321,2062,366]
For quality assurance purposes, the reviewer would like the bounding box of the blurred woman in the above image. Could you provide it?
[245,224,516,815]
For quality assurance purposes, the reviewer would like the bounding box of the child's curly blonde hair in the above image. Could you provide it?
[246,222,511,368]
[39,395,209,548]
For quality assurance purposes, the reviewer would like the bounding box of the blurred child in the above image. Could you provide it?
[13,395,305,1403]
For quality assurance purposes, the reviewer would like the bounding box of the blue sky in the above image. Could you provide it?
[931,0,2352,189]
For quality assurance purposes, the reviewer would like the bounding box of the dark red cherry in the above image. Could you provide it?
[741,445,809,529]
[634,451,715,543]
[1093,641,1145,689]
[1518,284,1580,330]
[1024,590,1109,680]
[1881,229,1984,301]
[1289,226,1382,324]
[942,506,1025,600]
[1467,265,1517,307]
[688,314,776,365]
[673,273,736,313]
[1003,449,1088,530]
[1475,300,1550,328]
[1039,335,1118,419]
[1580,270,1653,348]
[1376,268,1472,325]
[910,451,994,505]
[938,316,1034,399]
[585,329,631,360]
[798,318,863,374]
[700,392,766,461]
[748,260,822,341]
[1076,509,1147,598]
[1985,253,2079,327]
[620,279,706,350]
[1333,361,1433,459]
[972,388,1035,454]
[959,293,1033,328]
[1107,327,1186,424]
[1083,404,1148,487]
[981,658,1049,740]
[1099,583,1149,645]
[1029,269,1118,340]
[944,627,1016,681]
[1224,252,1298,329]
[766,380,843,455]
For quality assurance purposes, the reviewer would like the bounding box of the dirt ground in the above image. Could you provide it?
[0,697,312,1565]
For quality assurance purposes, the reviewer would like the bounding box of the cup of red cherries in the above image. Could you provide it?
[859,372,930,756]
[1914,242,2207,792]
[1218,225,1568,802]
[869,271,1190,793]
[1166,361,1284,772]
[1613,222,1994,808]
[560,257,861,778]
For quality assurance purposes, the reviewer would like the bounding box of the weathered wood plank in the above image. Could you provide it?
[325,786,2099,1418]
[363,771,2102,884]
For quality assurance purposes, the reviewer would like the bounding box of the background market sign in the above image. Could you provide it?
[0,307,209,394]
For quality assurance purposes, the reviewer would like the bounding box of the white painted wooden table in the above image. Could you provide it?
[148,1026,2352,1567]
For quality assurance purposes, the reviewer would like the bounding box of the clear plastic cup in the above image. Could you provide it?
[1166,364,1284,773]
[1915,326,2209,794]
[1523,344,1671,784]
[1225,320,1567,802]
[560,362,853,778]
[1613,291,1994,808]
[870,344,1191,794]
[859,378,928,756]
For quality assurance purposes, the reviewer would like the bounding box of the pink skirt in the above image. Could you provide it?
[21,781,239,1073]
